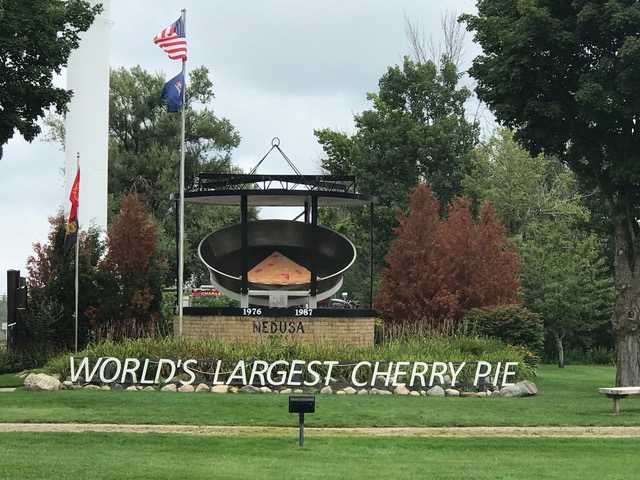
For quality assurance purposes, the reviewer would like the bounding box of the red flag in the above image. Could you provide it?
[64,168,80,254]
[153,17,187,61]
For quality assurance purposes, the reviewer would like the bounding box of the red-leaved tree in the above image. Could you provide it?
[86,195,164,340]
[374,183,520,334]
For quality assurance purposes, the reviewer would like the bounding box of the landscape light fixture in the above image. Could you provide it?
[288,395,315,447]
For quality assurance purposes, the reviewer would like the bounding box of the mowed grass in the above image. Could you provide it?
[1,365,639,480]
[0,433,639,480]
[0,365,638,427]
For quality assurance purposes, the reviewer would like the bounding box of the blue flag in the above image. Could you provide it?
[161,71,185,112]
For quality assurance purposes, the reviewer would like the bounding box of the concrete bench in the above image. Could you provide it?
[598,387,640,413]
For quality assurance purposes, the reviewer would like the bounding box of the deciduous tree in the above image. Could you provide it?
[0,0,100,158]
[86,195,163,340]
[374,183,520,333]
[316,57,479,303]
[26,213,104,351]
[462,1,640,385]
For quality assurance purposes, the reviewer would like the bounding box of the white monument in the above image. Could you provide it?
[64,0,112,232]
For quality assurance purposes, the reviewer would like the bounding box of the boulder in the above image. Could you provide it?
[320,386,333,394]
[358,389,369,395]
[445,388,460,397]
[242,385,260,394]
[498,385,523,397]
[24,373,61,392]
[85,385,101,391]
[426,385,445,397]
[409,391,420,396]
[211,385,229,394]
[516,380,538,396]
[461,391,486,398]
[394,385,411,396]
[178,384,195,393]
[259,386,272,394]
[160,384,177,392]
[126,386,138,391]
[343,386,357,395]
[195,383,210,393]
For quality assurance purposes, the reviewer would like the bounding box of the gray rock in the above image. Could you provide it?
[242,385,260,394]
[358,389,369,395]
[62,380,74,390]
[426,385,445,397]
[498,385,524,397]
[178,384,195,393]
[378,389,393,395]
[394,385,411,396]
[24,373,61,392]
[461,391,487,398]
[443,375,452,386]
[195,383,210,393]
[516,380,538,396]
[112,384,124,391]
[368,388,380,395]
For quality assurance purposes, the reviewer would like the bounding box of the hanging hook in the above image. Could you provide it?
[271,137,280,147]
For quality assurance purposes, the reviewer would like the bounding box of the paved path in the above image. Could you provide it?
[1,423,640,438]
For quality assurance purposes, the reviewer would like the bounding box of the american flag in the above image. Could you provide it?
[153,17,187,61]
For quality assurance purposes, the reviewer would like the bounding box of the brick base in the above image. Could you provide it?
[174,314,375,347]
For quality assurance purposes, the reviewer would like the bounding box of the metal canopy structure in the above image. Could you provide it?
[171,139,379,310]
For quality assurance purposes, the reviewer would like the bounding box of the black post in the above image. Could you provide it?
[6,270,26,351]
[241,194,248,295]
[310,195,318,297]
[299,412,305,447]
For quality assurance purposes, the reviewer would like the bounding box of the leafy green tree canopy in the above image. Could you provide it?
[108,65,249,287]
[316,57,479,296]
[0,0,100,158]
[463,128,590,237]
[462,0,640,385]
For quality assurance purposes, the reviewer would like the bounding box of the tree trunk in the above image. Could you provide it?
[553,331,565,368]
[612,218,640,386]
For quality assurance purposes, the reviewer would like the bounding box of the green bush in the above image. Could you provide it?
[0,344,58,374]
[462,305,545,354]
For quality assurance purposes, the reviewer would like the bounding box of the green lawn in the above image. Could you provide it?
[0,433,639,480]
[0,364,636,427]
[0,365,638,480]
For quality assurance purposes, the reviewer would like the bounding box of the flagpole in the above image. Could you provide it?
[74,152,80,353]
[178,8,187,337]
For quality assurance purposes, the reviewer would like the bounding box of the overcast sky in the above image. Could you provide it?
[0,0,479,296]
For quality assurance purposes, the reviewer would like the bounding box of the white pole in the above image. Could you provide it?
[178,9,187,337]
[74,153,80,353]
